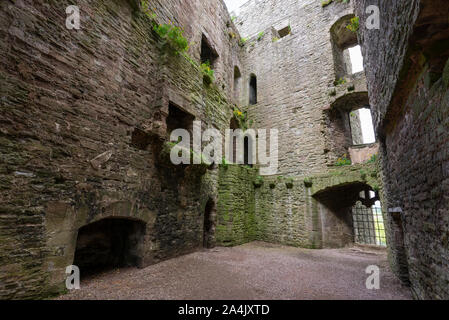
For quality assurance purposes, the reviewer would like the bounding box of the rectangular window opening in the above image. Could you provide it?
[348,45,364,74]
[166,102,195,137]
[277,25,291,38]
[200,35,219,68]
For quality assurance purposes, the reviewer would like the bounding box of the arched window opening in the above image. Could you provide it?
[229,118,239,163]
[243,136,254,167]
[314,183,385,248]
[234,66,242,103]
[330,15,364,79]
[249,74,257,105]
[203,199,216,248]
[73,218,146,276]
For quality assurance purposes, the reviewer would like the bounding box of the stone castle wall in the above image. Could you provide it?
[237,0,356,176]
[0,0,386,299]
[355,0,449,299]
[0,0,240,299]
[220,0,379,248]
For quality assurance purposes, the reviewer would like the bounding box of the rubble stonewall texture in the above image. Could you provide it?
[0,0,447,300]
[355,0,449,299]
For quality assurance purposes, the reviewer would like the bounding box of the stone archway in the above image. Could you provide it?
[312,181,381,248]
[73,217,146,276]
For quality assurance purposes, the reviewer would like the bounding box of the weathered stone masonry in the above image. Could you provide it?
[355,0,449,299]
[224,0,380,249]
[0,0,241,299]
[1,0,386,299]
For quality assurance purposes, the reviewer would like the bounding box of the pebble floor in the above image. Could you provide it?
[58,241,412,300]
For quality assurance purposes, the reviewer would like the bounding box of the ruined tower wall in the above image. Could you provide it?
[355,0,449,299]
[220,0,377,248]
[237,0,355,176]
[0,0,240,299]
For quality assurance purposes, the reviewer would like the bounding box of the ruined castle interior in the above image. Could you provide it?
[0,0,448,300]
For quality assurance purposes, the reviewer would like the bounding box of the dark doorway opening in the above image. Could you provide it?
[203,199,216,248]
[391,213,410,285]
[73,218,146,276]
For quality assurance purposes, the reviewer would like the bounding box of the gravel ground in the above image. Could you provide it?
[58,241,412,300]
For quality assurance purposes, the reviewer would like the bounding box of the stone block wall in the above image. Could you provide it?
[0,0,240,299]
[216,0,380,248]
[216,165,257,246]
[0,0,393,300]
[355,0,449,299]
[236,0,356,176]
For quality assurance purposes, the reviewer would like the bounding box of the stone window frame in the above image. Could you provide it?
[200,33,219,69]
[330,14,363,79]
[326,92,377,160]
[272,20,292,41]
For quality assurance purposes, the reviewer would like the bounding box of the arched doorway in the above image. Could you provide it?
[73,218,146,275]
[203,199,216,249]
[313,182,385,248]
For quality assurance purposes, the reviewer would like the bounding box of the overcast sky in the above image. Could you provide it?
[224,0,246,14]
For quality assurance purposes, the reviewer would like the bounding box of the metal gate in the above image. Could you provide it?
[352,201,386,246]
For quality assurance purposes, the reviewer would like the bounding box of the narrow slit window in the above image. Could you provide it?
[234,66,241,103]
[249,74,257,105]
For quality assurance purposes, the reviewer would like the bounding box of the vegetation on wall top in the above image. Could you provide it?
[239,37,248,47]
[140,0,221,87]
[140,1,189,54]
[334,77,347,86]
[346,16,360,33]
[335,154,352,166]
[233,108,254,131]
[321,0,349,8]
[201,61,215,85]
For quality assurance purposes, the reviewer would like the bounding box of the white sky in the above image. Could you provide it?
[359,108,376,144]
[349,46,373,143]
[349,45,364,74]
[224,0,246,14]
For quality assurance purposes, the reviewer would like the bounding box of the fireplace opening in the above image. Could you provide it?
[73,218,146,276]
